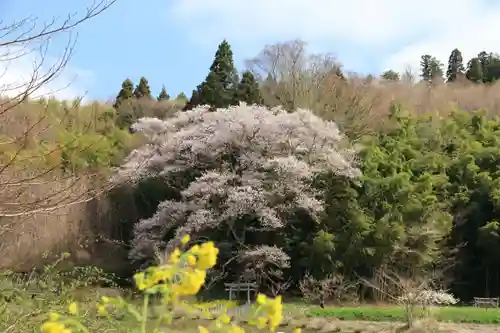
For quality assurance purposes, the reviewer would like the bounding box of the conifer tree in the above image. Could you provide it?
[234,71,262,105]
[185,39,239,110]
[429,59,444,82]
[175,92,188,102]
[446,48,465,82]
[134,76,152,99]
[420,54,444,83]
[183,87,202,111]
[157,85,170,101]
[420,55,433,82]
[114,78,134,109]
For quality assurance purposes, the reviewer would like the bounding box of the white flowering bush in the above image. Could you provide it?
[113,103,360,274]
[397,289,459,327]
[397,289,459,307]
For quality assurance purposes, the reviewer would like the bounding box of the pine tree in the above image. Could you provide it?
[466,57,484,83]
[420,55,433,82]
[183,87,202,111]
[381,70,400,81]
[114,78,134,109]
[157,85,170,101]
[175,92,188,102]
[134,76,152,99]
[185,39,239,110]
[234,71,262,105]
[446,48,465,82]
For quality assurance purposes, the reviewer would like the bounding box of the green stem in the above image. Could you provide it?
[141,294,150,333]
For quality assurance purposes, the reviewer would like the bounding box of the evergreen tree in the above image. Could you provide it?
[429,58,444,82]
[381,70,400,81]
[175,92,188,102]
[466,57,484,83]
[478,51,490,80]
[479,52,500,83]
[234,71,262,105]
[420,54,444,83]
[183,87,202,111]
[157,85,170,101]
[420,55,433,82]
[133,76,152,99]
[185,39,239,110]
[114,78,134,109]
[446,48,465,82]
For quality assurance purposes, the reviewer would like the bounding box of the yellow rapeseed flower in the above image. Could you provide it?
[40,322,68,333]
[168,248,181,265]
[195,242,218,270]
[48,313,60,321]
[134,272,148,290]
[218,313,231,324]
[229,326,245,333]
[256,294,267,305]
[172,268,207,296]
[181,234,190,244]
[187,255,197,266]
[68,302,78,315]
[198,326,209,333]
[96,304,108,315]
[294,329,302,333]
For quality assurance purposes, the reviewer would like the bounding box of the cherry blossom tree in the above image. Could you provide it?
[113,103,361,272]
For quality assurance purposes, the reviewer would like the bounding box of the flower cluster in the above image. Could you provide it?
[117,103,360,265]
[397,289,459,306]
[40,236,291,333]
[252,294,284,331]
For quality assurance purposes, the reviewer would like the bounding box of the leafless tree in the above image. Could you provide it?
[299,273,357,308]
[245,39,386,139]
[0,1,116,219]
[361,268,457,328]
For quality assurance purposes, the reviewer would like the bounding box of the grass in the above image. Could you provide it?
[3,286,500,333]
[2,260,500,333]
[307,305,500,324]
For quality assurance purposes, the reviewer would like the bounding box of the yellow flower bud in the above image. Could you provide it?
[68,302,78,315]
[181,234,190,245]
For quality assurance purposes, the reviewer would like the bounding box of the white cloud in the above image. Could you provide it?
[0,46,93,101]
[167,0,500,74]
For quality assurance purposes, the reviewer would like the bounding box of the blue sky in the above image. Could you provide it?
[2,0,500,101]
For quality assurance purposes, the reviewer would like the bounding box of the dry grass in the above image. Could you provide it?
[311,79,500,139]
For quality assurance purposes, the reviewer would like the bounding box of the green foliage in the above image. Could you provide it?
[380,70,400,81]
[175,92,188,102]
[133,77,152,99]
[0,100,134,172]
[420,54,444,83]
[157,85,169,101]
[234,71,262,105]
[185,39,239,110]
[114,78,134,109]
[446,48,465,82]
[466,57,484,83]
